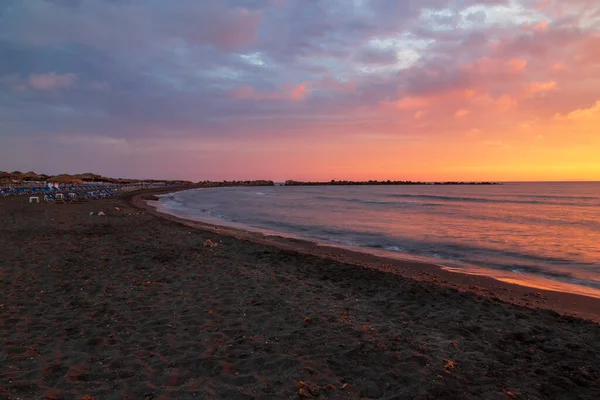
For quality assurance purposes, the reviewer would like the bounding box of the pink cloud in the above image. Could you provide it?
[471,93,518,112]
[2,73,81,92]
[454,109,470,118]
[526,81,557,95]
[389,89,477,111]
[413,110,425,120]
[507,58,528,72]
[465,57,494,73]
[464,57,528,76]
[390,97,430,110]
[28,72,77,90]
[289,83,310,101]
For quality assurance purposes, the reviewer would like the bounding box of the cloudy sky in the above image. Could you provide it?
[1,0,599,181]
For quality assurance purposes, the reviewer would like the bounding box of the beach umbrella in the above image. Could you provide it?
[47,174,84,186]
[74,172,103,182]
[0,177,22,189]
[21,171,40,181]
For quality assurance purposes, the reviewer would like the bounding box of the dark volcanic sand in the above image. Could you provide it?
[1,191,599,399]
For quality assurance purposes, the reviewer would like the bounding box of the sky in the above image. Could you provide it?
[1,0,599,182]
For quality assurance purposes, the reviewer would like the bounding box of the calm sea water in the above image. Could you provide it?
[155,183,600,298]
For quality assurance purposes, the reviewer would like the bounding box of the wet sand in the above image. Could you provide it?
[1,189,599,399]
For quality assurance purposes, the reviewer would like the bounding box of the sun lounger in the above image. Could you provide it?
[44,194,56,203]
[67,193,86,203]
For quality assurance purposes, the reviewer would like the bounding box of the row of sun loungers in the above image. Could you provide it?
[43,193,85,203]
[1,183,183,201]
[1,184,137,197]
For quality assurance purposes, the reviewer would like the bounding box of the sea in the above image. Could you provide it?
[153,182,600,298]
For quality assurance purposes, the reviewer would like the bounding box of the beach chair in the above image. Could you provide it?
[85,192,99,200]
[48,194,65,204]
[67,192,86,203]
[44,194,56,203]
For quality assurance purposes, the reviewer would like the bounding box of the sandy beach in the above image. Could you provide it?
[1,189,599,399]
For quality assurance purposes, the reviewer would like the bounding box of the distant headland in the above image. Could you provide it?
[193,180,502,187]
[283,180,501,186]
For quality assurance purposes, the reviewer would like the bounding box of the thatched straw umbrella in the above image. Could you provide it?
[22,171,40,181]
[0,177,12,187]
[47,174,84,187]
[74,173,103,182]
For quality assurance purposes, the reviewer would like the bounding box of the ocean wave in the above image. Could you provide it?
[457,210,600,231]
[361,239,600,289]
[313,193,598,207]
[349,238,600,291]
[490,193,599,201]
[505,267,600,290]
[387,194,598,207]
[314,196,442,207]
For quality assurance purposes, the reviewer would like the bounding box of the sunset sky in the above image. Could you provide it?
[1,0,599,181]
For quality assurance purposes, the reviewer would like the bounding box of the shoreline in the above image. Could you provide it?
[150,194,600,301]
[132,188,600,323]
